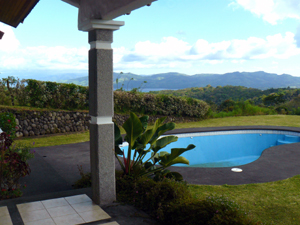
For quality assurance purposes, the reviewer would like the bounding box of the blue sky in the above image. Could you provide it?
[1,0,300,78]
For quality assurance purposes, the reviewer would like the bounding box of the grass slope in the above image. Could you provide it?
[189,176,300,225]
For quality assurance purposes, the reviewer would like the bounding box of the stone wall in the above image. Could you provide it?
[0,108,200,138]
[0,108,90,138]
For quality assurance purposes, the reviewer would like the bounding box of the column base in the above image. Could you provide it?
[90,123,116,204]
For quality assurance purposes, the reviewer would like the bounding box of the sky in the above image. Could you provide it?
[1,0,300,79]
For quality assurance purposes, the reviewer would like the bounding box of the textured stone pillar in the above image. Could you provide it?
[79,20,124,204]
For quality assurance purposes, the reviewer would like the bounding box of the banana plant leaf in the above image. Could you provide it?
[122,112,144,149]
[158,144,195,167]
[160,156,189,167]
[139,115,149,131]
[149,122,175,145]
[138,116,166,147]
[151,135,178,153]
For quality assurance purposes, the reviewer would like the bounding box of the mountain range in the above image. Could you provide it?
[57,71,300,90]
[2,71,300,90]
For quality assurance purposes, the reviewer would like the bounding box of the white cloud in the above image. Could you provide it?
[0,25,89,71]
[0,23,20,52]
[1,25,300,75]
[115,33,300,70]
[295,25,300,47]
[230,0,300,25]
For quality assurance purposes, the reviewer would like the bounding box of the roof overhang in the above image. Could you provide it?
[0,0,39,28]
[62,0,156,28]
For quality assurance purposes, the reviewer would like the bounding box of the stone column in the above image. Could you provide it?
[79,20,124,205]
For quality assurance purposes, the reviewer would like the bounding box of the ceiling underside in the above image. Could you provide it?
[0,0,39,27]
[63,0,156,24]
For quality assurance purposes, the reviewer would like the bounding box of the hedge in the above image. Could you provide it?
[1,79,209,118]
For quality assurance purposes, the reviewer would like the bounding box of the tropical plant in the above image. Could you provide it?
[114,112,195,180]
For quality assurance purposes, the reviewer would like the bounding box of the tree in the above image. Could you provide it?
[1,76,17,106]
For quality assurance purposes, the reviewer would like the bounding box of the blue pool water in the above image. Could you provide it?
[120,130,300,168]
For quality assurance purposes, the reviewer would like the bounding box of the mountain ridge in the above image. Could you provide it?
[57,71,300,90]
[2,71,300,90]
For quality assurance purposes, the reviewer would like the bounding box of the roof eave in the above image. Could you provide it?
[61,0,80,8]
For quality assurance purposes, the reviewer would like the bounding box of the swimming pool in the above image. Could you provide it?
[120,130,300,168]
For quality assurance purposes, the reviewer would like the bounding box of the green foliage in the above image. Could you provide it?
[116,174,261,225]
[0,82,11,105]
[151,85,267,105]
[10,142,35,162]
[73,165,91,189]
[1,76,17,106]
[24,79,89,110]
[161,195,261,225]
[116,174,191,215]
[293,107,300,115]
[152,86,300,107]
[263,92,285,106]
[218,99,236,112]
[114,91,209,118]
[280,95,300,115]
[212,100,276,118]
[0,112,17,139]
[114,112,195,179]
[0,132,32,199]
[0,78,208,117]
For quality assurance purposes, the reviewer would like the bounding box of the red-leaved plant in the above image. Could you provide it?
[0,132,31,199]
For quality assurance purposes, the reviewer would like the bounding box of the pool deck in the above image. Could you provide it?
[1,126,300,224]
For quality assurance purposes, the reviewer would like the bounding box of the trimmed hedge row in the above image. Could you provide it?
[114,91,209,118]
[1,79,210,118]
[24,79,89,110]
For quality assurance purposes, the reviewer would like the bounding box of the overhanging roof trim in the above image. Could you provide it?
[77,0,156,28]
[0,0,39,27]
[62,0,79,8]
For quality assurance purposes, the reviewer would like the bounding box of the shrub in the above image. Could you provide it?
[0,83,11,106]
[0,132,32,199]
[74,169,260,224]
[23,79,89,110]
[212,101,276,118]
[161,195,261,225]
[114,91,209,118]
[1,78,209,118]
[115,174,261,225]
[0,112,17,140]
[10,142,35,162]
[73,165,91,189]
[116,173,191,215]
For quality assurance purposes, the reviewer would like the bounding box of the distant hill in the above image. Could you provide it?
[56,71,300,90]
[150,85,300,106]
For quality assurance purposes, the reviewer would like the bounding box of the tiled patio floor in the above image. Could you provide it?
[0,206,13,225]
[1,194,119,225]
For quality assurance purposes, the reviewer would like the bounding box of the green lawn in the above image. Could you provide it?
[14,115,300,224]
[175,114,300,129]
[189,176,300,225]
